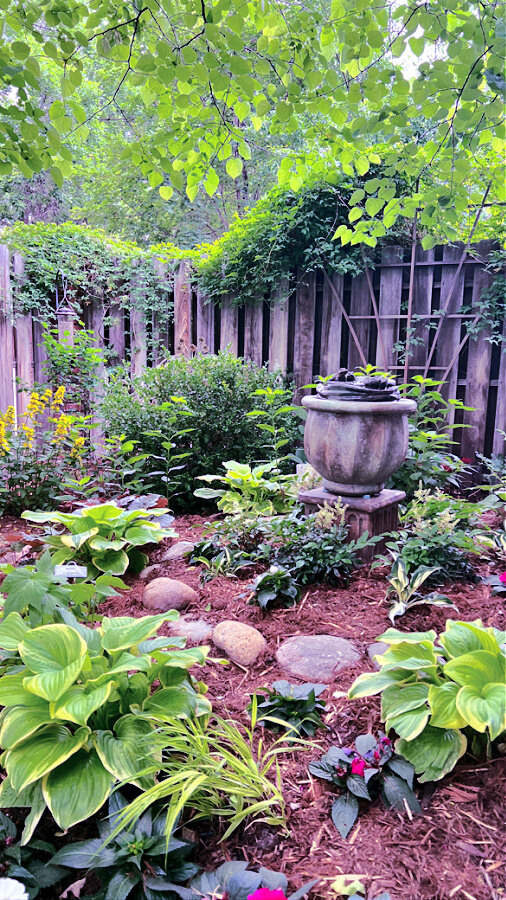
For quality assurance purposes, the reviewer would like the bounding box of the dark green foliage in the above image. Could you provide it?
[248,680,327,737]
[100,353,300,510]
[250,567,301,610]
[50,792,198,900]
[309,735,420,840]
[190,860,317,900]
[0,810,65,900]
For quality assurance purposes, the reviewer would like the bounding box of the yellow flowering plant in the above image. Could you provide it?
[0,389,87,516]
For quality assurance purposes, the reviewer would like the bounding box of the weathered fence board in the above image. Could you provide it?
[0,239,503,460]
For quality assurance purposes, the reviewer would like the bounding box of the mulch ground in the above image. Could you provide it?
[1,514,505,900]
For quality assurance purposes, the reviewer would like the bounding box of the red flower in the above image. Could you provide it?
[499,572,506,584]
[335,766,347,778]
[461,457,472,464]
[248,891,287,900]
[441,464,452,472]
[350,757,366,777]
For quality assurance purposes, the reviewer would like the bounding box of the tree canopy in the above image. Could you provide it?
[0,0,504,246]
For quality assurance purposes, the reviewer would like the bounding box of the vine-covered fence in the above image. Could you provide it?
[0,240,504,460]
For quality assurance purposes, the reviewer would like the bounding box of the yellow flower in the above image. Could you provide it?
[51,386,65,411]
[71,435,86,458]
[21,423,35,449]
[0,419,10,454]
[3,406,15,429]
[52,413,71,443]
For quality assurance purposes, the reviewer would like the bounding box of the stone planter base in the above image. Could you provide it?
[298,487,406,562]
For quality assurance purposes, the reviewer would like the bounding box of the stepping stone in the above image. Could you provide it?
[367,641,388,669]
[162,541,195,561]
[144,577,198,612]
[276,634,360,683]
[169,617,213,643]
[213,621,267,666]
[139,564,160,580]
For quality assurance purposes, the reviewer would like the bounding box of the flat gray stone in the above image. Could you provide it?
[144,577,198,612]
[139,564,160,580]
[276,634,360,683]
[213,621,267,666]
[368,641,388,669]
[169,617,213,643]
[162,541,195,561]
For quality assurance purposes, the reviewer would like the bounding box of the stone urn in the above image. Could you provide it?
[301,371,417,496]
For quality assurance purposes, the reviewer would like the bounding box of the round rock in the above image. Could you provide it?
[213,621,267,666]
[162,541,195,561]
[367,641,388,669]
[144,577,197,612]
[169,617,213,643]
[276,634,360,683]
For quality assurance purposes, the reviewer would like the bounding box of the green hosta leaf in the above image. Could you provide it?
[51,682,114,726]
[455,683,506,740]
[92,548,129,575]
[396,726,467,782]
[385,706,430,741]
[331,794,359,839]
[0,703,52,749]
[43,748,113,829]
[87,537,127,552]
[5,725,89,792]
[141,685,201,720]
[60,527,100,549]
[0,612,29,651]
[381,773,421,813]
[428,682,467,729]
[100,613,178,652]
[441,621,501,658]
[376,641,439,673]
[93,730,148,782]
[20,624,87,702]
[348,667,414,699]
[381,683,430,719]
[0,673,43,707]
[379,629,437,645]
[444,650,505,691]
[123,524,161,545]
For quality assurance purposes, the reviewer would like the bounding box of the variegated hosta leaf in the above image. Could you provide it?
[43,748,113,829]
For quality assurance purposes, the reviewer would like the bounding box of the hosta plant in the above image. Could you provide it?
[349,620,506,782]
[195,460,297,518]
[190,861,316,900]
[0,550,124,626]
[248,680,326,737]
[250,566,301,611]
[0,611,210,839]
[309,734,420,839]
[51,791,198,900]
[21,503,177,577]
[385,556,456,623]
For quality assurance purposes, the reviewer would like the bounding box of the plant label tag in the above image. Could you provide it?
[54,563,88,579]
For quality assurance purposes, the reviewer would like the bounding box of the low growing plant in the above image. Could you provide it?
[51,792,198,900]
[22,502,177,577]
[0,811,65,900]
[385,556,456,623]
[190,860,317,900]
[250,566,302,611]
[0,611,210,838]
[483,570,506,595]
[248,680,327,737]
[349,620,506,782]
[195,459,298,518]
[309,733,420,839]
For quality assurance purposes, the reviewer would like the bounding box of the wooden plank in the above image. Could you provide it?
[378,246,403,372]
[409,246,434,373]
[435,244,466,424]
[32,319,47,386]
[174,259,191,355]
[243,302,263,367]
[0,245,15,415]
[220,296,239,355]
[108,303,125,364]
[196,289,214,353]
[13,254,34,418]
[130,308,147,378]
[461,265,494,461]
[492,316,506,457]
[269,278,289,373]
[152,257,170,363]
[347,269,371,370]
[294,269,316,397]
[320,271,343,377]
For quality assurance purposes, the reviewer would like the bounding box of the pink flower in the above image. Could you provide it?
[248,891,287,900]
[499,572,506,584]
[441,464,452,472]
[462,457,472,464]
[350,757,366,777]
[335,766,347,778]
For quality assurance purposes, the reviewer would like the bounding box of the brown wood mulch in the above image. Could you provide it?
[1,514,505,900]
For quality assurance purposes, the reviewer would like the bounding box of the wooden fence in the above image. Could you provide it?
[0,241,504,460]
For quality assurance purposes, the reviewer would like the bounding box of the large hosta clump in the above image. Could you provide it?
[0,611,209,840]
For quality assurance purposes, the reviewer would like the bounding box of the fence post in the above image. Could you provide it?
[269,278,289,374]
[0,245,15,415]
[13,253,34,417]
[294,269,316,398]
[174,259,191,355]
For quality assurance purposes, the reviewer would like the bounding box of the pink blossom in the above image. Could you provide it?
[350,757,366,777]
[248,891,288,900]
[499,572,506,584]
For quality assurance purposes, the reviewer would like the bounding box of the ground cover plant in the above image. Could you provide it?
[248,681,327,737]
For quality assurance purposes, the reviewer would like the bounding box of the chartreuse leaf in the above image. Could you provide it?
[0,703,52,749]
[385,706,430,741]
[19,624,87,702]
[348,667,414,699]
[455,684,506,740]
[375,640,438,672]
[444,650,505,691]
[441,621,501,658]
[60,527,99,549]
[396,726,467,782]
[0,612,29,651]
[51,681,114,726]
[0,673,45,707]
[93,730,149,783]
[5,725,90,792]
[100,613,178,651]
[428,682,467,729]
[43,748,113,829]
[379,629,437,645]
[92,548,129,574]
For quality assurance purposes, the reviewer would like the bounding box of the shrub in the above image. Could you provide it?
[100,353,300,510]
[349,620,506,782]
[0,611,209,838]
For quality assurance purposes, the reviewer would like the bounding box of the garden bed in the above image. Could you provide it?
[83,514,506,900]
